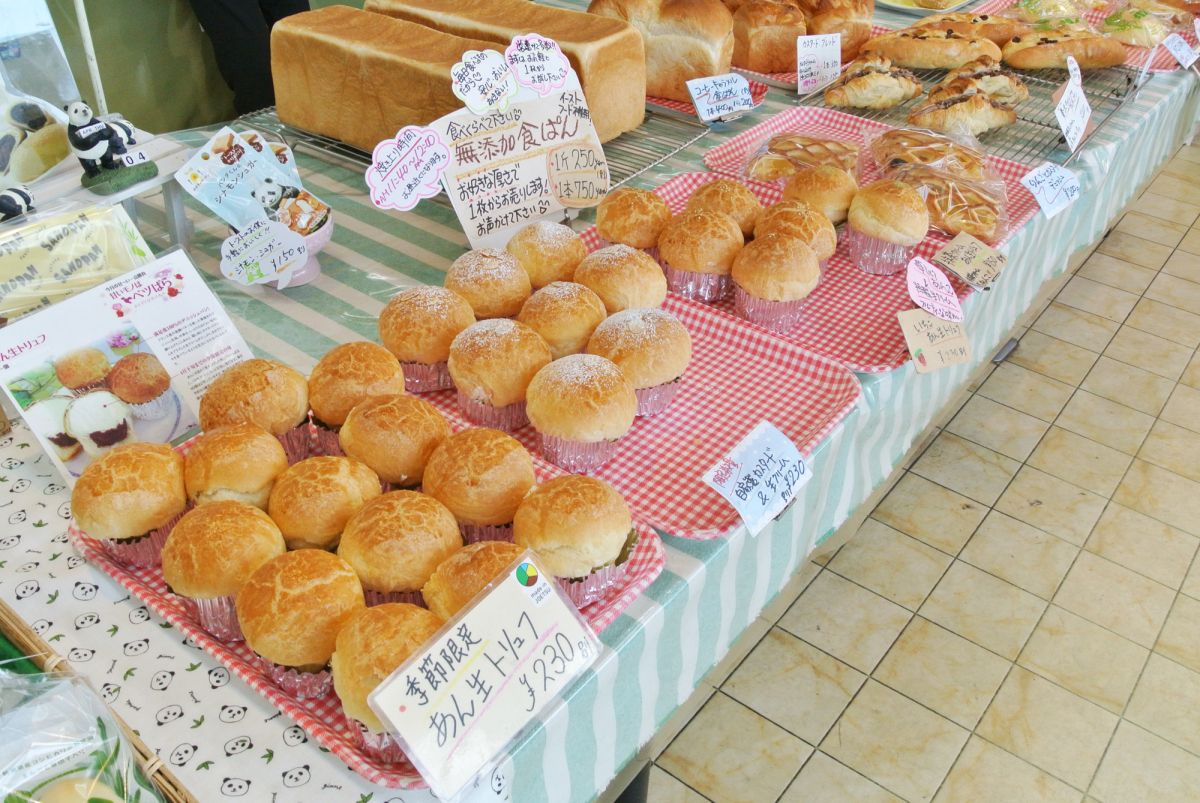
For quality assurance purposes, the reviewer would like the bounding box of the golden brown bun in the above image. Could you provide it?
[72,443,186,540]
[1002,29,1127,70]
[914,13,1030,46]
[574,245,669,313]
[106,353,169,404]
[586,308,693,389]
[589,0,735,102]
[863,29,1002,69]
[732,232,821,301]
[659,210,745,275]
[780,166,858,224]
[848,179,930,246]
[338,394,451,486]
[595,188,673,248]
[526,354,638,440]
[379,287,476,365]
[337,491,462,592]
[423,428,536,526]
[422,541,525,620]
[444,249,532,319]
[199,359,309,437]
[236,549,365,668]
[54,347,109,389]
[684,179,764,237]
[733,0,806,72]
[447,319,552,408]
[307,342,405,428]
[516,282,609,360]
[161,501,286,599]
[754,201,837,261]
[267,456,382,549]
[513,475,633,577]
[184,423,289,509]
[505,222,586,289]
[332,603,444,731]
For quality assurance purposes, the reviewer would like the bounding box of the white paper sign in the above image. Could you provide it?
[703,421,811,536]
[219,219,307,288]
[1054,79,1091,153]
[906,256,964,322]
[452,49,519,114]
[1137,45,1158,89]
[1164,32,1199,68]
[1194,18,1200,40]
[119,149,149,168]
[1065,55,1082,86]
[797,34,842,94]
[369,552,600,801]
[1021,161,1081,219]
[366,125,451,211]
[686,73,756,122]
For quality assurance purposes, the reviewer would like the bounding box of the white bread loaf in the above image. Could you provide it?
[364,0,646,143]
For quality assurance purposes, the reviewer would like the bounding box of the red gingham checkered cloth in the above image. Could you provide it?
[69,506,664,790]
[973,0,1199,72]
[645,78,770,117]
[693,107,1038,372]
[734,25,895,88]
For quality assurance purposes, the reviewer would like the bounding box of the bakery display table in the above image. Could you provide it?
[0,6,1197,801]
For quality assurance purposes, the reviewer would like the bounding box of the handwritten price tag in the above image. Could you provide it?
[369,552,599,801]
[906,256,963,322]
[452,49,518,114]
[796,33,842,94]
[703,421,811,536]
[933,231,1008,290]
[1054,78,1091,153]
[505,34,570,96]
[1164,32,1199,68]
[366,126,450,211]
[686,73,756,122]
[548,142,609,208]
[1065,55,1082,86]
[897,308,972,374]
[1021,161,1081,220]
[119,149,149,168]
[219,219,307,288]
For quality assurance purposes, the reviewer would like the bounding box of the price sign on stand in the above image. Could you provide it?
[366,125,451,211]
[897,308,972,373]
[370,552,600,801]
[1054,78,1091,153]
[796,34,841,94]
[1164,32,1199,68]
[1021,161,1081,219]
[686,73,756,122]
[906,256,964,322]
[219,220,307,288]
[933,231,1008,290]
[703,421,812,536]
[1065,55,1082,87]
[547,142,609,208]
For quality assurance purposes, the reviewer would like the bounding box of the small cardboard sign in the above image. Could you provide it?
[451,49,519,114]
[547,142,609,208]
[906,256,964,322]
[932,232,1008,290]
[1164,32,1199,68]
[796,33,842,94]
[685,73,756,122]
[703,421,811,536]
[1054,78,1091,153]
[366,125,451,211]
[897,308,972,373]
[505,34,571,97]
[219,220,307,288]
[369,552,599,801]
[1021,161,1081,220]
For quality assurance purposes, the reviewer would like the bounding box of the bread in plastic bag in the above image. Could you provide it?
[742,131,860,183]
[862,125,991,181]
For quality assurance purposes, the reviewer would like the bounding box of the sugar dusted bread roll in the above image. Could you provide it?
[423,541,526,620]
[379,287,476,365]
[733,0,807,72]
[184,422,288,509]
[448,319,552,409]
[444,249,531,319]
[513,475,633,578]
[339,394,451,487]
[517,282,609,359]
[199,359,308,437]
[308,342,406,428]
[596,188,672,248]
[506,222,586,289]
[587,308,693,390]
[423,428,536,527]
[363,0,646,142]
[781,166,857,224]
[162,501,286,599]
[338,491,462,595]
[526,354,638,441]
[684,179,763,237]
[574,245,668,313]
[659,210,744,274]
[267,456,382,550]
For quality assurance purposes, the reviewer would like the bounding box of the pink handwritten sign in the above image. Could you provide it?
[906,256,964,322]
[504,34,570,97]
[366,126,450,211]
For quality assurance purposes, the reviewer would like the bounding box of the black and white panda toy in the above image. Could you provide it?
[63,100,135,178]
[0,184,32,222]
[249,176,301,217]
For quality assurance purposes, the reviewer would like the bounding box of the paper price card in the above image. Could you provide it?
[897,307,972,373]
[703,421,812,536]
[796,34,841,94]
[1021,161,1081,220]
[219,220,307,288]
[505,34,571,97]
[1066,54,1082,86]
[686,73,756,122]
[906,256,964,322]
[1164,32,1199,68]
[548,142,609,208]
[369,552,599,801]
[452,49,519,114]
[366,125,451,211]
[932,231,1008,290]
[1054,78,1091,153]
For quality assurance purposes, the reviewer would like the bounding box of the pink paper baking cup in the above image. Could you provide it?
[733,286,807,334]
[456,393,529,431]
[98,509,184,568]
[846,226,914,276]
[818,258,829,275]
[537,433,622,473]
[557,559,631,609]
[402,361,454,394]
[254,654,332,700]
[310,424,344,457]
[663,265,731,303]
[460,523,514,544]
[347,717,408,763]
[277,424,313,465]
[363,589,425,607]
[634,381,682,417]
[188,594,243,642]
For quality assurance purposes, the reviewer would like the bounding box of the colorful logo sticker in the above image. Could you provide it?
[515,562,538,587]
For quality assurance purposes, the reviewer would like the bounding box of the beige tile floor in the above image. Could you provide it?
[649,144,1200,802]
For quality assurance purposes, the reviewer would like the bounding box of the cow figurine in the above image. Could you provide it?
[63,100,135,178]
[0,184,32,222]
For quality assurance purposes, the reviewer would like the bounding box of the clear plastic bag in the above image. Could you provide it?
[1102,0,1190,44]
[0,669,165,802]
[996,0,1097,28]
[861,125,992,181]
[739,129,861,184]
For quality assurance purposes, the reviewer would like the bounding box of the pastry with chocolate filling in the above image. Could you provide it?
[935,56,1030,106]
[862,28,1002,70]
[25,396,80,461]
[824,55,923,109]
[1002,28,1127,69]
[913,12,1031,46]
[64,390,135,459]
[907,83,1017,136]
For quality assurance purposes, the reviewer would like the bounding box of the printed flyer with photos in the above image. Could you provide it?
[0,250,253,483]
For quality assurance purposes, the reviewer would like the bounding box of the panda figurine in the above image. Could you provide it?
[250,176,301,218]
[0,184,32,222]
[63,100,135,178]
